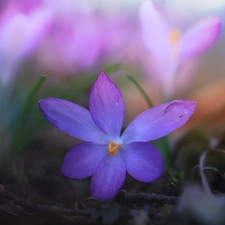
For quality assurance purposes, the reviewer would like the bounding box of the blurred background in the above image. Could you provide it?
[1,0,225,224]
[1,0,225,216]
[0,0,225,163]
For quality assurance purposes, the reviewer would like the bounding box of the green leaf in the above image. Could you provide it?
[9,75,46,155]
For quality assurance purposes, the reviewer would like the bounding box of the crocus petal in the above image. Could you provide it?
[121,142,163,182]
[61,142,107,179]
[122,100,196,143]
[89,73,124,140]
[39,98,110,144]
[91,155,126,201]
[139,1,172,71]
[179,17,221,62]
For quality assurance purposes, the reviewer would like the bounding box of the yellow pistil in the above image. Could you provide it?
[168,28,181,60]
[168,28,180,45]
[107,142,120,155]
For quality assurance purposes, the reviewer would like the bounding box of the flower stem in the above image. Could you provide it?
[157,135,170,167]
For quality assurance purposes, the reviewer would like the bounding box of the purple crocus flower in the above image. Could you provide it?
[38,73,196,200]
[139,1,221,98]
[0,0,49,85]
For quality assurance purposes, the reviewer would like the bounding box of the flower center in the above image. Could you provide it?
[107,142,120,155]
[168,28,181,60]
[168,28,180,45]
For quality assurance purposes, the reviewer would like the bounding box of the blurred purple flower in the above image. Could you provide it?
[139,1,221,98]
[33,7,131,77]
[0,0,132,83]
[35,13,129,76]
[0,0,49,84]
[38,72,196,200]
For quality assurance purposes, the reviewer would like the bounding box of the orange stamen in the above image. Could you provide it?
[168,28,181,60]
[168,29,180,45]
[107,142,120,155]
